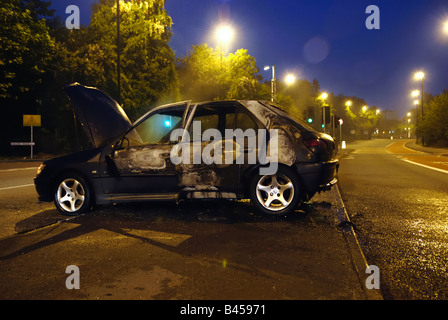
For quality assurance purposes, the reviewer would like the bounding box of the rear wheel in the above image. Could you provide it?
[54,174,91,216]
[249,166,302,216]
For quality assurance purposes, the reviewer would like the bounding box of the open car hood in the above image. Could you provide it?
[64,83,133,148]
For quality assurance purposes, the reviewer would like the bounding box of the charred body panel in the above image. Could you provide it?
[35,83,339,216]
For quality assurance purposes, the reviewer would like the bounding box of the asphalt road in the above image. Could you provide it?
[338,139,448,299]
[3,139,446,301]
[0,159,366,301]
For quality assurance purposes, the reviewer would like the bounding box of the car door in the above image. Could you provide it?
[176,102,240,194]
[102,102,190,196]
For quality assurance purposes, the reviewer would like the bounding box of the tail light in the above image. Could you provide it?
[303,139,324,153]
[304,139,320,148]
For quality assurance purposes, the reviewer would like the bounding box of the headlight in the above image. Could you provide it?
[36,163,46,176]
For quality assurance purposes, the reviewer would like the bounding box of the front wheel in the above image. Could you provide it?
[249,166,302,216]
[54,174,91,216]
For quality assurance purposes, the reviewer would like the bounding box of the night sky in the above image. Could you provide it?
[49,0,448,117]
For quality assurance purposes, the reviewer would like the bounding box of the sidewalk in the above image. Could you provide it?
[405,140,448,156]
[309,185,383,300]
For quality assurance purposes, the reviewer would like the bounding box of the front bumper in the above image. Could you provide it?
[295,159,339,196]
[34,174,53,202]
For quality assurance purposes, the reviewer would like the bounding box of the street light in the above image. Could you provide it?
[264,65,276,102]
[216,25,234,61]
[444,20,448,34]
[285,73,296,85]
[345,100,353,108]
[414,71,425,145]
[362,105,368,112]
[320,92,328,100]
[411,90,420,98]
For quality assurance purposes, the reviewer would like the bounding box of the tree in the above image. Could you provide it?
[177,44,264,102]
[89,0,179,119]
[419,90,448,146]
[0,0,54,101]
[0,0,55,154]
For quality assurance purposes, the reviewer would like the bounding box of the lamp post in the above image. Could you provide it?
[320,92,328,133]
[414,71,425,145]
[264,65,276,102]
[117,0,121,104]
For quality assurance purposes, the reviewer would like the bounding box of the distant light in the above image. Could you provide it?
[444,20,448,34]
[411,90,420,97]
[264,66,270,71]
[164,120,171,127]
[320,92,328,100]
[345,100,352,107]
[307,118,313,123]
[285,74,296,85]
[414,71,425,80]
[362,105,368,112]
[338,119,343,125]
[216,25,234,45]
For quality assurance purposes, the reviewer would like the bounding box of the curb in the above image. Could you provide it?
[333,184,383,300]
[404,141,448,156]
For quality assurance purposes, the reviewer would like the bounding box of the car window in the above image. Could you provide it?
[188,104,237,141]
[236,111,259,134]
[129,110,183,146]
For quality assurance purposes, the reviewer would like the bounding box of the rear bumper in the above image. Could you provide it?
[295,159,339,195]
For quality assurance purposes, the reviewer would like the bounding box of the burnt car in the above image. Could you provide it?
[35,83,339,216]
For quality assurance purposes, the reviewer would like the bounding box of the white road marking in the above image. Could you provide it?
[402,159,448,175]
[0,183,35,191]
[0,167,38,172]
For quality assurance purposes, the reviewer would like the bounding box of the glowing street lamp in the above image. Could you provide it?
[285,74,296,85]
[444,20,448,34]
[216,25,234,48]
[320,92,328,100]
[345,100,353,108]
[362,105,368,112]
[216,25,234,62]
[411,90,420,98]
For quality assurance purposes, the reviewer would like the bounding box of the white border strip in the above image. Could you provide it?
[403,159,448,174]
[0,183,35,191]
[0,167,38,172]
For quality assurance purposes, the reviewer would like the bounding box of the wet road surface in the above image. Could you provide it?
[338,139,448,299]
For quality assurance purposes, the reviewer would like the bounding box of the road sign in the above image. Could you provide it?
[23,115,41,127]
[10,142,35,146]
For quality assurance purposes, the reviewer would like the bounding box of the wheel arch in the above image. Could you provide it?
[240,162,306,199]
[52,168,96,206]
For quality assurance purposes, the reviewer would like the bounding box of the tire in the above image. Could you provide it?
[54,174,91,216]
[249,166,302,216]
